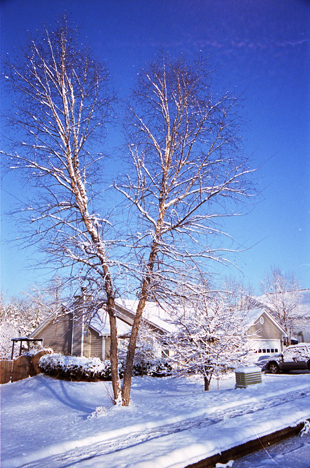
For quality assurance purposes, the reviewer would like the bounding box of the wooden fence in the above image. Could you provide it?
[0,351,49,385]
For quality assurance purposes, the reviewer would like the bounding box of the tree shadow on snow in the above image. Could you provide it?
[39,376,96,416]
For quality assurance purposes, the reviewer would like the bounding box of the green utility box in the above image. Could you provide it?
[235,366,262,389]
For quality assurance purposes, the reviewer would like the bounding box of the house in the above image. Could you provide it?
[30,294,287,359]
[245,307,287,354]
[249,289,310,346]
[30,297,169,360]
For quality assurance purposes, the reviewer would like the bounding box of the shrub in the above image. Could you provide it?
[39,354,117,381]
[39,354,172,381]
[131,358,172,377]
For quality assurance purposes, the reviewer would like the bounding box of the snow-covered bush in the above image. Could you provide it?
[117,320,172,377]
[39,354,117,381]
[39,353,172,381]
[131,358,172,377]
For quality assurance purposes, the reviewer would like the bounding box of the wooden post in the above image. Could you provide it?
[11,341,15,360]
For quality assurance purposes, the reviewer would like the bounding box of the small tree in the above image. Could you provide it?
[162,282,253,391]
[262,269,301,341]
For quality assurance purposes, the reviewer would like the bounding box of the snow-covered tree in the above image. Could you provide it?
[0,322,19,360]
[0,288,54,359]
[3,20,256,406]
[2,18,121,402]
[117,54,256,403]
[261,269,301,341]
[162,282,253,390]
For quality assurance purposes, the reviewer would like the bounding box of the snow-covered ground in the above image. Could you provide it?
[1,371,310,468]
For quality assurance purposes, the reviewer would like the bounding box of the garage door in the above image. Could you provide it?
[252,339,281,354]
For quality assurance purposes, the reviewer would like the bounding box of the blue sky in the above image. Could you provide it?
[1,0,310,297]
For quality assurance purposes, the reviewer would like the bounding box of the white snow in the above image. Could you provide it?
[235,366,261,373]
[1,371,310,468]
[119,299,177,333]
[86,311,132,337]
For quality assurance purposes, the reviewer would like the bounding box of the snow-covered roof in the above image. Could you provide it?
[244,307,286,335]
[89,311,132,337]
[32,290,307,340]
[88,299,177,336]
[116,299,177,334]
[243,308,264,327]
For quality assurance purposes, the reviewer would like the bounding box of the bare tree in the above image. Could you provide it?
[116,54,256,404]
[3,23,256,406]
[2,18,121,402]
[261,268,301,341]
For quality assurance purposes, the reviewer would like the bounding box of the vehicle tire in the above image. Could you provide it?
[307,361,310,371]
[268,362,280,374]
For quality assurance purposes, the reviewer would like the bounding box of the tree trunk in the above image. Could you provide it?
[121,295,147,405]
[108,311,121,403]
[121,240,159,405]
[204,376,210,391]
[104,290,120,404]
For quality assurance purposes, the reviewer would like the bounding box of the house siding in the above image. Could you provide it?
[247,314,283,341]
[89,329,103,359]
[104,337,111,360]
[72,318,83,356]
[73,324,103,359]
[32,313,73,355]
[83,329,92,358]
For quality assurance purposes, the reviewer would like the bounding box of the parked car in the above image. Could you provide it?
[255,354,273,369]
[264,344,310,374]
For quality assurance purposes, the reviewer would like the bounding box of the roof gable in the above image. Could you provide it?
[245,307,286,336]
[30,308,67,338]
